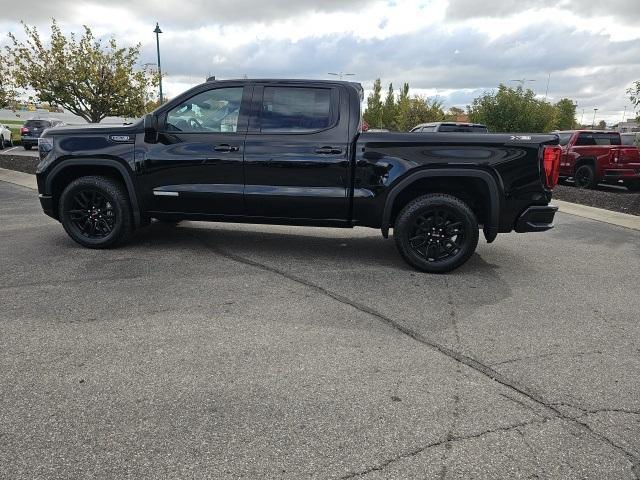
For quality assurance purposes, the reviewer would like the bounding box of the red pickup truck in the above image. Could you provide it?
[557,130,640,191]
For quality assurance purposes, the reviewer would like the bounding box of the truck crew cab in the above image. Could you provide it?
[36,79,561,273]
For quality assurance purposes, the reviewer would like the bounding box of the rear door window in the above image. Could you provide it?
[260,87,333,133]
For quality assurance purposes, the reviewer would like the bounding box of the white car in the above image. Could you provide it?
[0,124,13,149]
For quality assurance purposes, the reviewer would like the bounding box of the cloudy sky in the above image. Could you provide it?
[1,0,639,124]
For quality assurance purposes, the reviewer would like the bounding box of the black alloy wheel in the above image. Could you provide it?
[68,190,116,239]
[574,164,596,189]
[394,193,479,273]
[59,176,133,248]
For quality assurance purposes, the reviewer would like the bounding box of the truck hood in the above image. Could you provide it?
[43,121,142,136]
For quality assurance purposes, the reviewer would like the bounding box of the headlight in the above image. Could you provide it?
[38,137,54,160]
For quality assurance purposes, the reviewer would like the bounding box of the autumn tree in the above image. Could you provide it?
[8,21,158,123]
[363,78,383,129]
[628,81,640,120]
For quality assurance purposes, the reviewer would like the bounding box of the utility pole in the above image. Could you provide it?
[592,108,598,129]
[622,105,627,123]
[580,108,585,126]
[154,23,163,104]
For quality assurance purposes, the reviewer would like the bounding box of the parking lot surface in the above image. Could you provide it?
[1,180,639,479]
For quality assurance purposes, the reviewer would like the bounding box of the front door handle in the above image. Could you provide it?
[315,146,343,155]
[213,144,239,152]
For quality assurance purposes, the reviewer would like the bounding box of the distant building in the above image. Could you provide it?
[617,120,639,133]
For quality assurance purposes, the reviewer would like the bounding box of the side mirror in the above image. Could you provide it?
[143,113,159,143]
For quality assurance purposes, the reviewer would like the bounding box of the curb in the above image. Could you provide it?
[0,167,37,190]
[0,168,638,232]
[554,200,640,232]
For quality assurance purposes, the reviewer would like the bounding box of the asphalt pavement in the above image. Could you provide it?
[1,181,639,479]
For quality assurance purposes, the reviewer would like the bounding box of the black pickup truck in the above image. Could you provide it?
[36,79,561,273]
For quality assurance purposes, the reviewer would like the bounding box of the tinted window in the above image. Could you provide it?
[166,87,243,133]
[575,132,621,146]
[261,87,331,132]
[25,120,51,128]
[557,133,572,146]
[421,126,436,132]
[437,125,488,133]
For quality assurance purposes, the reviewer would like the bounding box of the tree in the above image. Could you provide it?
[553,98,577,130]
[8,21,158,123]
[597,120,607,130]
[445,106,465,122]
[394,83,411,131]
[628,81,640,120]
[363,78,383,129]
[382,83,396,130]
[468,84,556,133]
[0,51,16,108]
[405,96,445,128]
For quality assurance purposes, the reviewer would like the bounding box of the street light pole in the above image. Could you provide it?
[154,23,163,104]
[592,108,598,129]
[328,72,355,80]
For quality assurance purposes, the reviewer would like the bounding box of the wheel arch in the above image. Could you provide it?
[381,168,501,243]
[574,156,596,172]
[45,159,142,227]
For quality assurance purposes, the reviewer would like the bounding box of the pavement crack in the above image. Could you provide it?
[186,232,640,479]
[340,418,551,479]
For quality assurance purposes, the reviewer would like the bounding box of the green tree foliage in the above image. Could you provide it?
[553,98,577,130]
[363,78,383,128]
[468,84,559,133]
[7,21,158,123]
[382,82,396,129]
[444,106,465,121]
[394,83,411,131]
[597,120,607,130]
[404,96,445,129]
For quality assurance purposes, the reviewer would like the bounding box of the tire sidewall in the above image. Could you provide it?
[59,179,127,248]
[395,196,479,273]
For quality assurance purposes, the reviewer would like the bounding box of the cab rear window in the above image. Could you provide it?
[24,120,51,128]
[575,133,621,146]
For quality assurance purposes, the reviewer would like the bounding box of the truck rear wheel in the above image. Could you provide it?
[393,194,479,273]
[59,175,133,249]
[574,164,597,189]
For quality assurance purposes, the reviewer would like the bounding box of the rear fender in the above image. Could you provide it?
[381,168,501,243]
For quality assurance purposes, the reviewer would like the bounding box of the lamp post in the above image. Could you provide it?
[328,72,355,80]
[592,108,598,129]
[153,23,163,104]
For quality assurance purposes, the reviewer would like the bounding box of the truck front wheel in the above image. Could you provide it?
[59,175,133,249]
[393,194,479,273]
[574,164,597,189]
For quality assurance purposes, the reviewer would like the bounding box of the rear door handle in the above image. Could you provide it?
[213,144,239,152]
[315,146,343,155]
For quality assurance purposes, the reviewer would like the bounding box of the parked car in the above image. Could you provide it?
[621,132,639,147]
[20,118,64,150]
[35,78,561,273]
[0,124,13,149]
[556,130,640,191]
[411,122,489,133]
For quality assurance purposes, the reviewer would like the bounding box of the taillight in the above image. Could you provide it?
[543,146,561,189]
[21,127,29,135]
[610,149,620,163]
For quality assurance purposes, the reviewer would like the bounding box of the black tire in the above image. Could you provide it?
[626,180,640,192]
[393,193,479,273]
[574,164,597,189]
[24,145,32,150]
[59,176,133,248]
